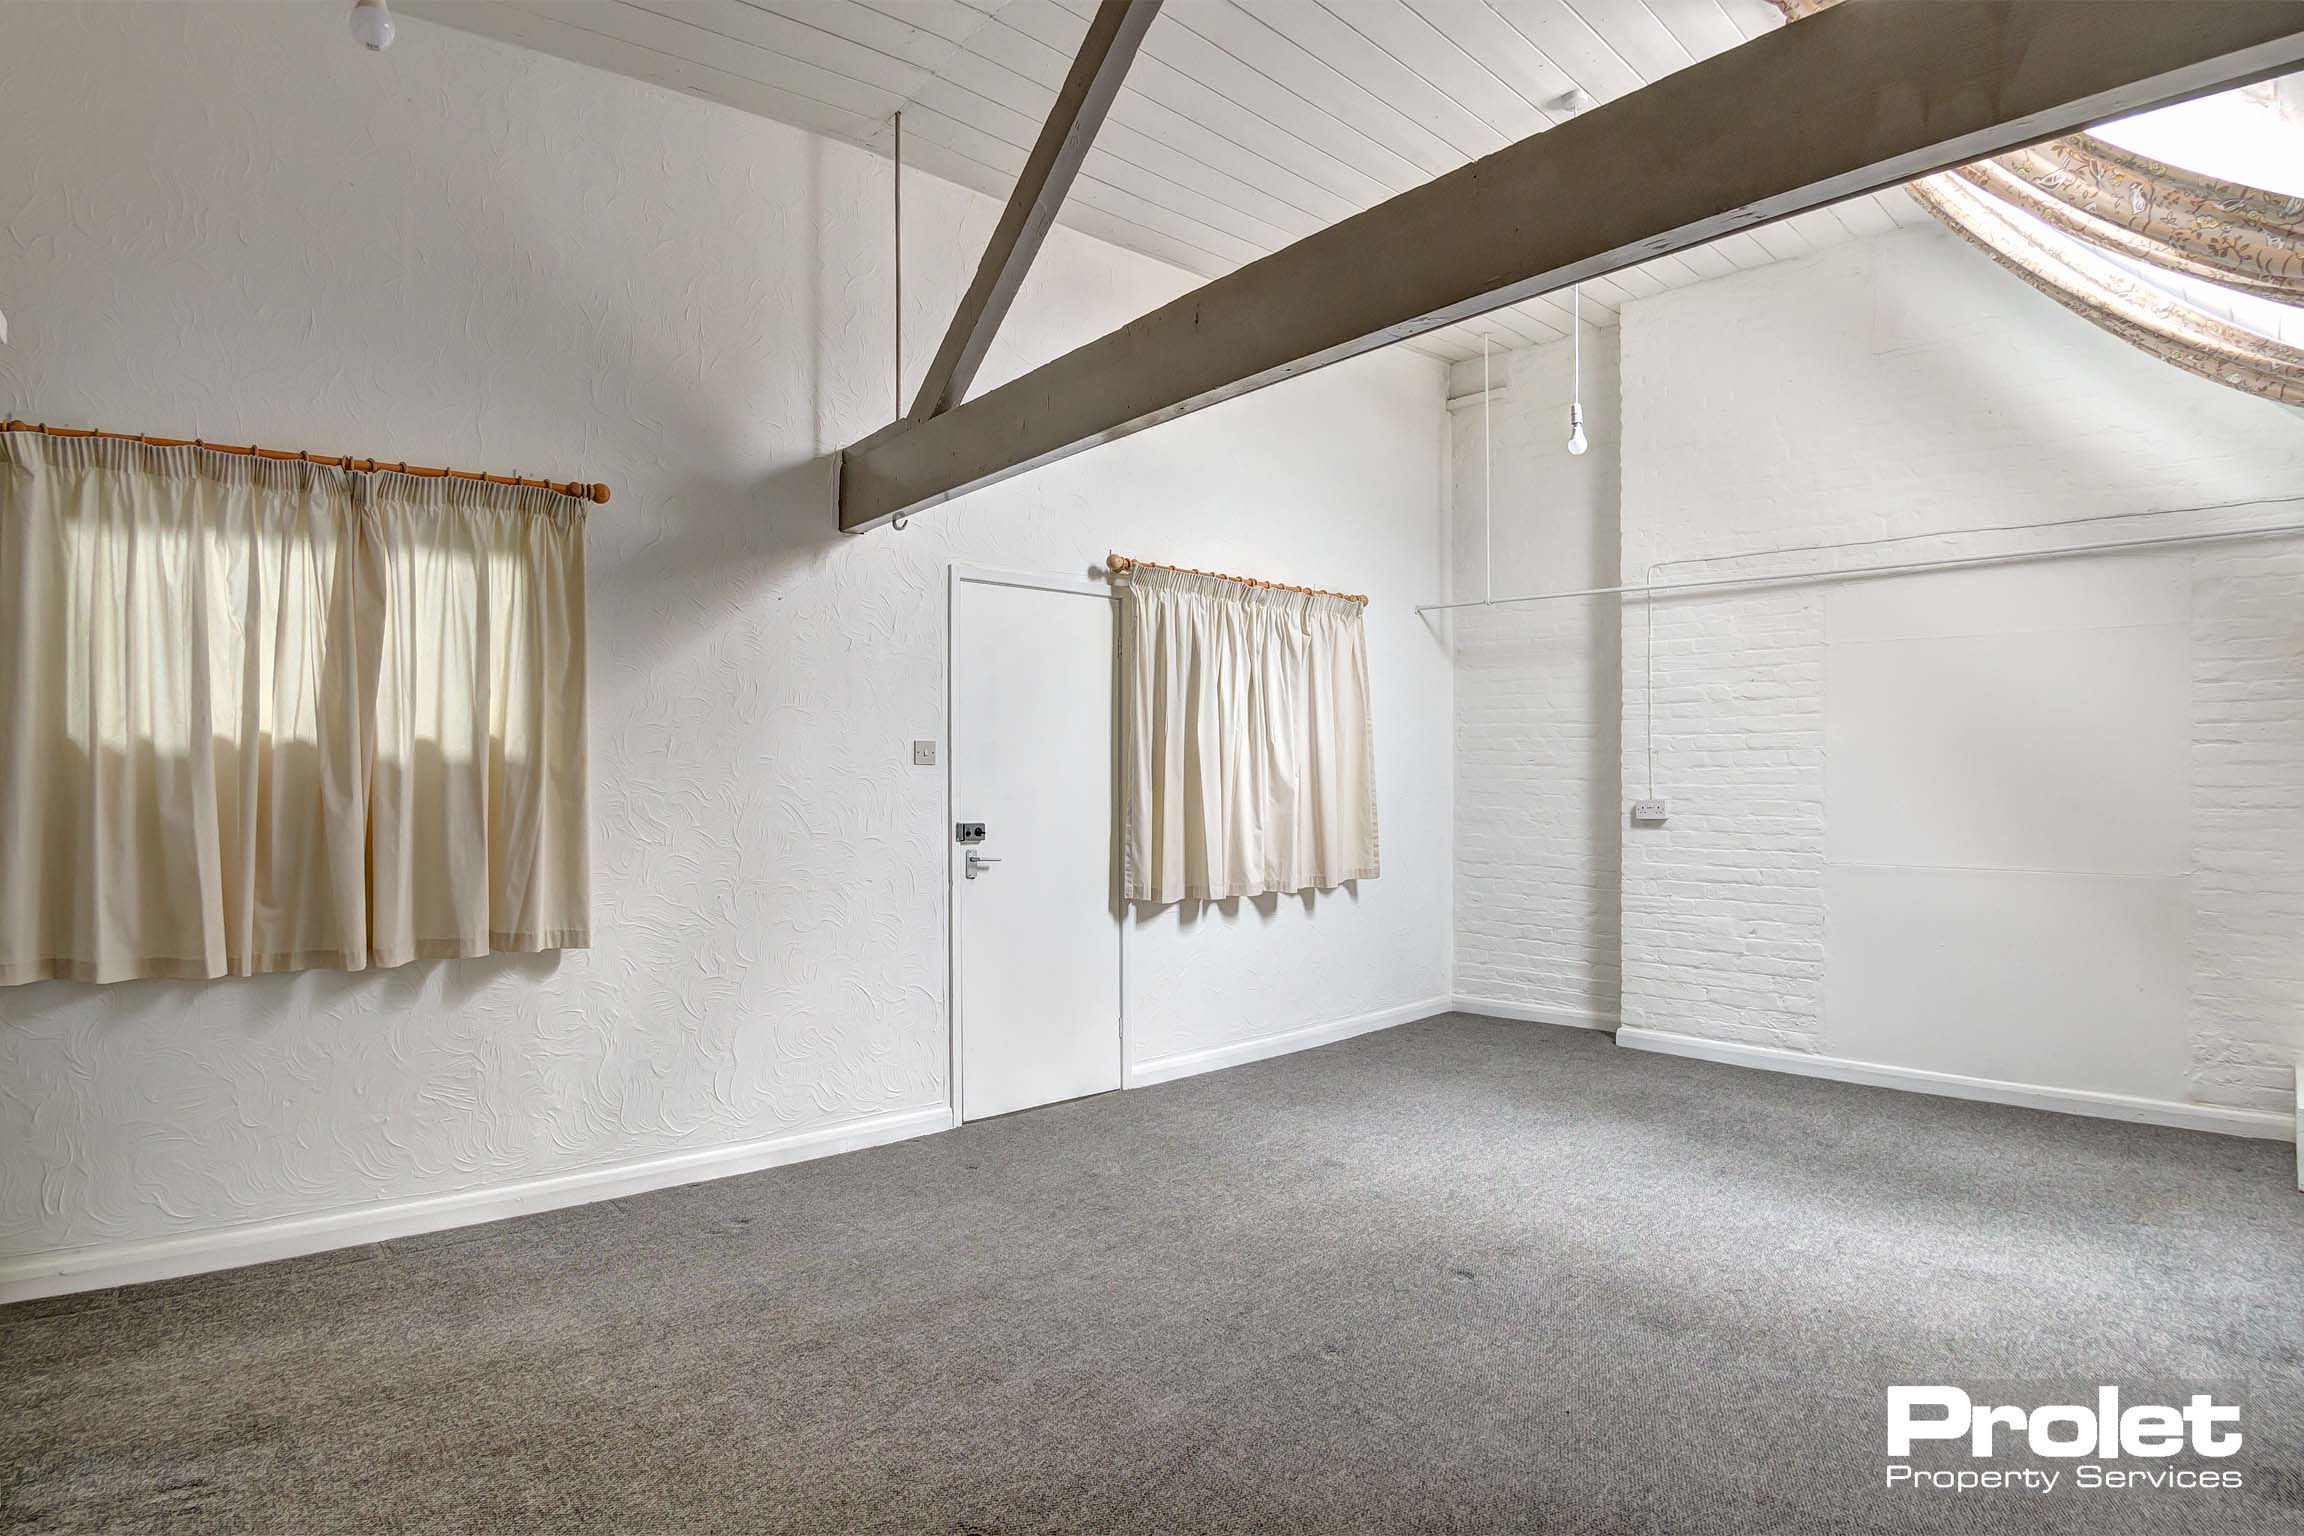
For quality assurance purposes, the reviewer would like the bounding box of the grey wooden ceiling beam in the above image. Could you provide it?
[906,0,1163,425]
[841,1,2304,533]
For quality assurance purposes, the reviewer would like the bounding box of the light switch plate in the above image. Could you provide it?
[912,740,936,766]
[1630,799,1669,825]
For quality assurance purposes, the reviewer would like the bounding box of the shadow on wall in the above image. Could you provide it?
[68,950,564,1039]
[0,941,565,1265]
[574,136,859,648]
[588,451,842,628]
[1449,326,1625,1019]
[1144,883,1360,933]
[1812,230,2303,518]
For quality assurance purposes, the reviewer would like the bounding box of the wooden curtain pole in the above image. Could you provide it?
[1,419,611,504]
[1106,553,1368,606]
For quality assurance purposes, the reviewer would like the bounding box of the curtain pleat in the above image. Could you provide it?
[1121,566,1379,904]
[0,432,587,985]
[365,474,589,964]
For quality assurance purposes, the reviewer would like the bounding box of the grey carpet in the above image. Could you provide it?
[5,1012,2301,1535]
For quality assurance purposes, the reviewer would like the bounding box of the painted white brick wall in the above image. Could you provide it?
[1618,226,2304,1111]
[2191,540,2304,1108]
[1449,334,1623,1026]
[1455,220,2304,1116]
[1621,586,1828,1052]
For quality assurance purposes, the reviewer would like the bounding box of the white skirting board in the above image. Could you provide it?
[1617,1027,2298,1143]
[6,998,1454,1304]
[1450,997,1620,1031]
[0,1104,955,1306]
[1127,996,1451,1089]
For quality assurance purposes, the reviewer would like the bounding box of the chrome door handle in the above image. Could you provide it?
[965,852,1002,880]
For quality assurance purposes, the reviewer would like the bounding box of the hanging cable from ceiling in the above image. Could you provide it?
[1542,86,1595,460]
[1567,284,1588,456]
[890,109,909,531]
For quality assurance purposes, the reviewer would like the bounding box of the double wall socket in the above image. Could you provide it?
[1630,800,1669,826]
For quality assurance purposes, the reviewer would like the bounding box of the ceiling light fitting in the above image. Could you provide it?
[350,0,395,52]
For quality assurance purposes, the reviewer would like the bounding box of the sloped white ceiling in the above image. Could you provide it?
[407,0,1931,360]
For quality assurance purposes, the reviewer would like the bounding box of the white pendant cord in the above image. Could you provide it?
[890,110,910,531]
[893,109,903,424]
[1572,284,1581,397]
[1567,284,1588,456]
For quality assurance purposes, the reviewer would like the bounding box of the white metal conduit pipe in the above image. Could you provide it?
[1417,494,2304,616]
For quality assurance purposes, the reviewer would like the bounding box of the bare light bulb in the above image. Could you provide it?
[350,0,395,51]
[1565,280,1588,454]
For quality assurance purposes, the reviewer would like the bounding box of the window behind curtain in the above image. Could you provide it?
[0,432,588,985]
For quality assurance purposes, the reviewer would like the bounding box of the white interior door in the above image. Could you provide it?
[952,571,1122,1121]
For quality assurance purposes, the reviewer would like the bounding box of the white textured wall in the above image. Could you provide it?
[1617,227,2304,1113]
[0,2,1451,1269]
[1447,333,1622,1026]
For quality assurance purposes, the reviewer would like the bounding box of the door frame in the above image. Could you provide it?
[945,562,1129,1125]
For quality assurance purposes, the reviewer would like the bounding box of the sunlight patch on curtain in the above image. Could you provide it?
[0,432,588,985]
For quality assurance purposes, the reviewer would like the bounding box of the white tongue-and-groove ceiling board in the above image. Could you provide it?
[406,0,1932,362]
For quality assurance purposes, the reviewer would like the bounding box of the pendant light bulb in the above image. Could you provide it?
[1565,281,1587,454]
[350,0,395,51]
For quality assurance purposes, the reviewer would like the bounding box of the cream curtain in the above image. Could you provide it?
[0,432,588,985]
[1120,566,1379,904]
[365,474,590,967]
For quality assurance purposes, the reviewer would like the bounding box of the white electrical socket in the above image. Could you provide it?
[1630,799,1669,825]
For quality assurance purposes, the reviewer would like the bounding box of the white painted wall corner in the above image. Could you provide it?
[1449,997,1620,1032]
[1126,996,1451,1089]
